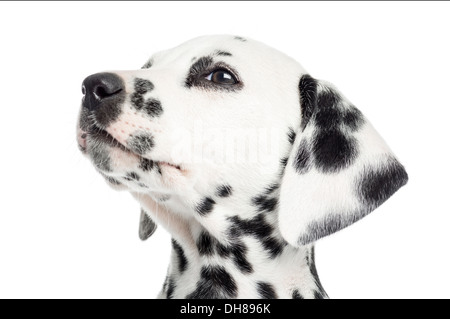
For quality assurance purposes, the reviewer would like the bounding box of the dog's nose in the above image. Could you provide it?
[82,72,124,111]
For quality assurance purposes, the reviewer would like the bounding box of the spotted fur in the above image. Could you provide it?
[77,35,408,299]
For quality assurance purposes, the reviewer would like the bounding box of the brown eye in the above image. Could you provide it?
[205,69,238,85]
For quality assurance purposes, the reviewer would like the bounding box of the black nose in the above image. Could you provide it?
[82,72,124,111]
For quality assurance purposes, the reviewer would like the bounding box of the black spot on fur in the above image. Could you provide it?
[357,157,408,209]
[216,185,233,198]
[155,163,162,175]
[124,172,140,181]
[157,195,170,202]
[294,139,312,174]
[299,74,318,131]
[197,231,215,256]
[280,157,289,169]
[314,291,325,299]
[221,242,253,274]
[234,36,247,42]
[134,78,154,94]
[130,92,144,109]
[229,215,284,258]
[287,127,296,145]
[216,50,232,57]
[298,79,367,174]
[292,289,304,299]
[167,278,176,299]
[186,266,238,299]
[216,242,229,257]
[232,248,253,274]
[257,282,277,299]
[230,215,273,239]
[141,59,153,69]
[343,105,364,131]
[196,197,216,216]
[265,183,279,195]
[130,86,163,118]
[172,239,188,273]
[312,129,358,173]
[105,176,121,185]
[143,98,163,117]
[199,234,253,274]
[251,195,278,213]
[313,86,364,131]
[90,144,112,172]
[78,108,91,131]
[317,87,342,112]
[261,237,285,258]
[127,133,155,155]
[139,158,154,172]
[314,107,343,129]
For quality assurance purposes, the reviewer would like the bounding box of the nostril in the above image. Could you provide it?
[82,85,86,95]
[93,85,122,100]
[94,86,106,100]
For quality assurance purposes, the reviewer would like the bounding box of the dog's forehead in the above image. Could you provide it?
[150,35,293,68]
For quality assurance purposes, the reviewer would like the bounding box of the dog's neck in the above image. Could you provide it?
[159,225,328,299]
[135,190,328,299]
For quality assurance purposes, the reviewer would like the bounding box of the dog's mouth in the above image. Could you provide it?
[159,161,182,170]
[79,125,183,173]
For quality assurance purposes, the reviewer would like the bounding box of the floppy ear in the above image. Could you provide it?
[139,208,157,241]
[279,74,408,247]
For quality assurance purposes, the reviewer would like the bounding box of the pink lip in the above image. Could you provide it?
[77,130,87,151]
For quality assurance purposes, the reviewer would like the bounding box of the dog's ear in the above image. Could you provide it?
[279,74,408,247]
[139,208,157,241]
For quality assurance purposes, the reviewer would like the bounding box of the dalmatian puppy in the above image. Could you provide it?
[77,35,408,299]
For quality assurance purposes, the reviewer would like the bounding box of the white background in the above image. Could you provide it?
[0,1,449,299]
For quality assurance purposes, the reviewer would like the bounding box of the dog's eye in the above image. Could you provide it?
[205,69,238,85]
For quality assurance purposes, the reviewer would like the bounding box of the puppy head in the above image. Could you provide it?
[77,35,407,245]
